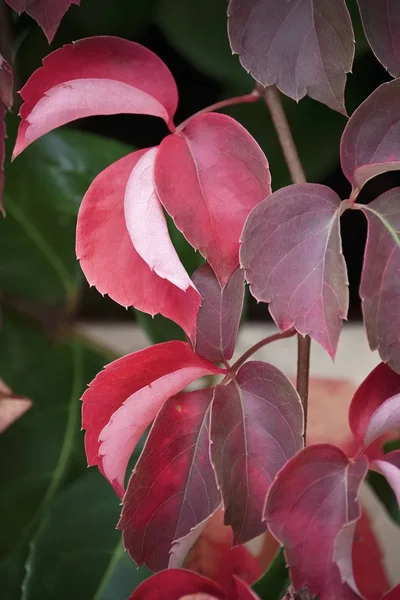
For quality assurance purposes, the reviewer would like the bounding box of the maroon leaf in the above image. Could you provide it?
[82,341,222,497]
[0,55,13,110]
[372,450,400,509]
[265,445,368,600]
[210,361,303,544]
[128,569,226,600]
[349,363,400,445]
[6,0,80,43]
[13,37,178,157]
[358,188,400,373]
[155,112,271,287]
[357,1,400,77]
[240,184,348,357]
[0,378,31,434]
[341,79,400,191]
[381,585,400,599]
[227,0,354,114]
[118,390,220,571]
[192,265,244,363]
[76,150,200,340]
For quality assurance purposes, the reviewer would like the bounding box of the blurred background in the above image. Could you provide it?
[1,1,400,599]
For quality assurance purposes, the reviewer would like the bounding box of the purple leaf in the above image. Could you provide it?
[210,361,303,544]
[240,183,348,357]
[358,188,400,373]
[341,79,400,191]
[227,0,354,114]
[118,389,220,572]
[192,265,245,363]
[372,450,400,508]
[357,1,400,77]
[265,444,368,600]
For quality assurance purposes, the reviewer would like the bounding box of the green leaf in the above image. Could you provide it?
[252,547,289,600]
[2,125,133,307]
[22,471,150,600]
[0,309,112,598]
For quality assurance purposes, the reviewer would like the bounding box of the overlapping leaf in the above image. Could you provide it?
[13,36,178,157]
[76,150,200,338]
[118,390,220,572]
[341,79,400,191]
[192,265,244,363]
[373,450,400,509]
[0,378,31,434]
[6,0,80,43]
[129,569,226,600]
[358,188,400,373]
[155,112,271,287]
[265,445,368,600]
[227,0,354,113]
[240,184,348,357]
[357,1,400,77]
[211,361,303,544]
[82,341,222,497]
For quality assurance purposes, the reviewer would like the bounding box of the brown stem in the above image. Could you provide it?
[262,85,311,439]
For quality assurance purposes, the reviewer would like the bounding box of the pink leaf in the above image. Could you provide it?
[358,188,400,373]
[227,0,354,114]
[6,0,80,43]
[357,1,400,78]
[265,444,368,600]
[192,265,244,363]
[372,450,400,508]
[363,394,400,448]
[128,569,226,600]
[76,150,200,340]
[155,112,271,287]
[211,361,303,544]
[118,390,220,571]
[124,146,194,291]
[349,363,400,446]
[0,378,31,434]
[240,184,348,357]
[0,54,13,110]
[341,80,400,191]
[82,341,222,496]
[13,37,178,157]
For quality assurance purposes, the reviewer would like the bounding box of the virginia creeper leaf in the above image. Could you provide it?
[5,0,80,43]
[341,79,400,190]
[13,37,178,157]
[0,379,31,434]
[381,585,400,600]
[76,150,201,339]
[211,361,303,544]
[372,450,400,510]
[0,55,13,110]
[362,394,400,448]
[129,569,226,600]
[124,146,193,291]
[265,445,368,600]
[233,578,260,600]
[359,188,400,373]
[349,363,400,446]
[227,0,354,114]
[192,264,244,363]
[118,390,220,572]
[240,184,348,357]
[82,341,222,497]
[357,1,400,77]
[155,112,271,287]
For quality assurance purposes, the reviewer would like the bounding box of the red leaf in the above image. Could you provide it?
[0,378,31,434]
[372,450,400,508]
[357,1,400,78]
[349,363,400,446]
[6,0,80,43]
[0,55,13,110]
[358,188,400,373]
[265,444,368,599]
[155,112,271,287]
[76,150,200,339]
[381,585,400,599]
[192,265,244,363]
[13,37,178,157]
[118,390,220,571]
[211,361,303,544]
[124,146,194,292]
[341,80,400,191]
[240,184,348,357]
[233,577,260,600]
[227,0,354,114]
[128,569,226,600]
[82,341,222,496]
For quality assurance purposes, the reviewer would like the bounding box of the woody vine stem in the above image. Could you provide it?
[263,85,311,440]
